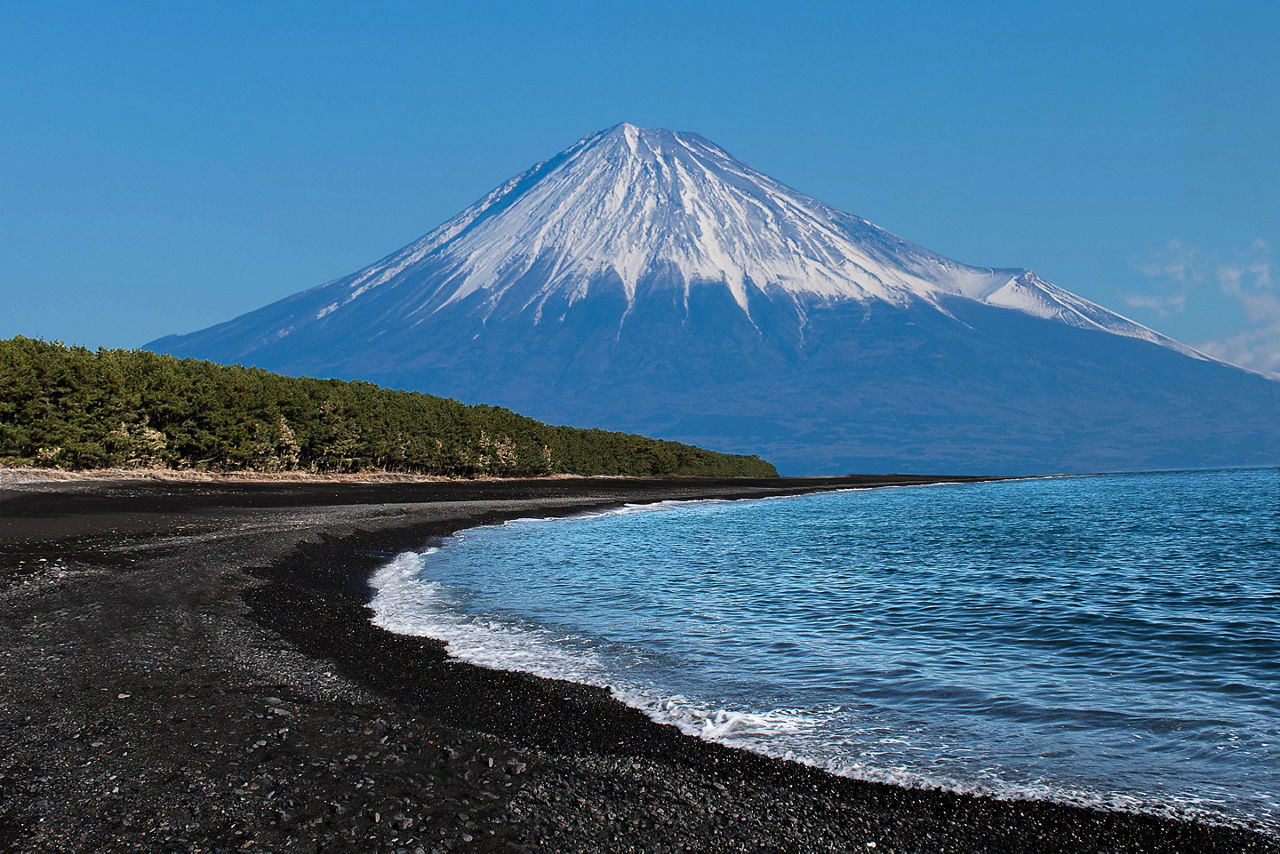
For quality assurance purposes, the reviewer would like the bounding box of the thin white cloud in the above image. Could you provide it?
[1128,239,1279,377]
[1197,239,1280,377]
[1126,239,1201,318]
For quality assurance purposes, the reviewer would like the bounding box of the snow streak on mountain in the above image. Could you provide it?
[148,124,1277,474]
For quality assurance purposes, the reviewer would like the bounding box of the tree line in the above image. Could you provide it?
[0,337,777,478]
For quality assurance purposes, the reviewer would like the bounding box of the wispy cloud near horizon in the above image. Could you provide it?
[1129,239,1279,378]
[1198,239,1280,377]
[1126,240,1201,318]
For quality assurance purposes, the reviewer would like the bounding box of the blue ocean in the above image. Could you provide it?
[370,468,1279,832]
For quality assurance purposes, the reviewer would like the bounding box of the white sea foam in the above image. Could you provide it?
[612,688,823,744]
[371,551,611,686]
[369,546,818,746]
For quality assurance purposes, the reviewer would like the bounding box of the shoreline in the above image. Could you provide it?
[2,474,1275,851]
[361,489,1259,834]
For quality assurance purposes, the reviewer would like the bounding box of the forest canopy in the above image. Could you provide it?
[0,337,778,478]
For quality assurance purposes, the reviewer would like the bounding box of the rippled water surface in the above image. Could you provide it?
[371,469,1280,831]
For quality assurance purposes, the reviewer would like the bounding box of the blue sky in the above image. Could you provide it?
[2,1,1277,374]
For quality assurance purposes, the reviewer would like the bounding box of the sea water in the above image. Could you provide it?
[370,468,1280,832]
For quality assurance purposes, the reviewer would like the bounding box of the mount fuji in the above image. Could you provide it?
[148,124,1277,474]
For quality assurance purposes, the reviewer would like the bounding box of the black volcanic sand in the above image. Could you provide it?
[1,475,1275,853]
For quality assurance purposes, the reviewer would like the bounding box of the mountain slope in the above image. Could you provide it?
[148,124,1278,474]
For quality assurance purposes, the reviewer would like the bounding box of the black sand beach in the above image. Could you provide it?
[1,474,1275,853]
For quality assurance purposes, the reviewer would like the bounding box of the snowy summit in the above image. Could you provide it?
[328,123,1186,352]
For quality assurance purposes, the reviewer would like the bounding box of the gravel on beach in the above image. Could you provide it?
[1,474,1275,853]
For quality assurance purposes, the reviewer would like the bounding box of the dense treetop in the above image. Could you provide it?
[0,337,777,478]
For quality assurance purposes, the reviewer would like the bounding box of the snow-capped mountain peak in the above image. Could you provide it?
[319,123,1192,356]
[359,121,962,312]
[147,124,1277,475]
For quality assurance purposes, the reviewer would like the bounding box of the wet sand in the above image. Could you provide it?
[1,474,1274,852]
